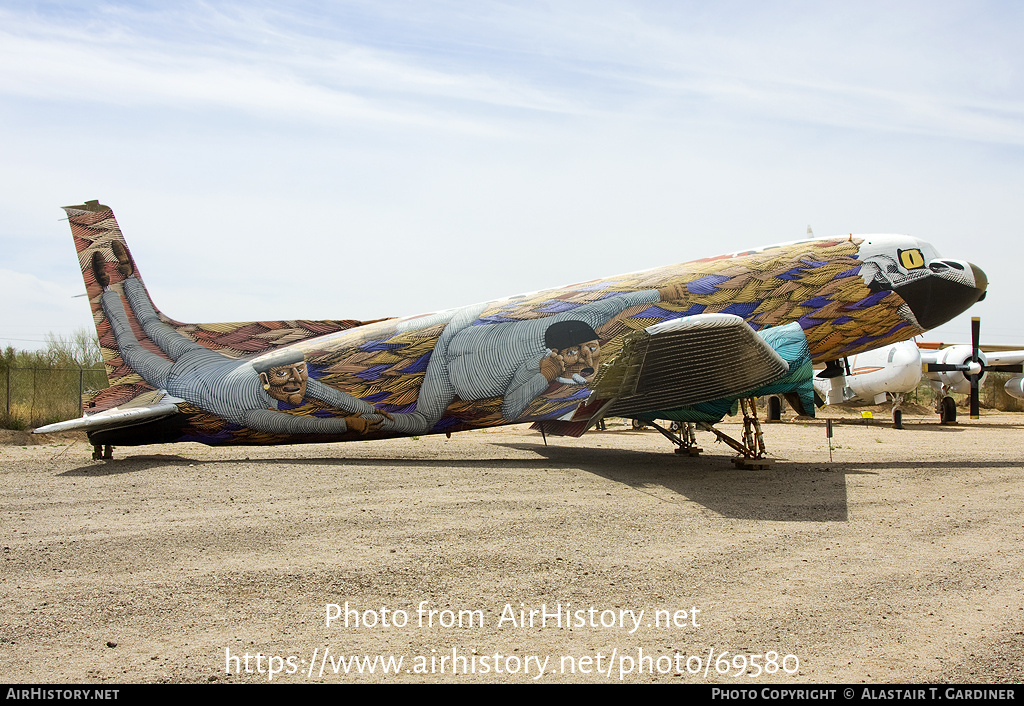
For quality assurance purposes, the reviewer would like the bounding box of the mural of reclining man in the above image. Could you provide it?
[93,244,384,436]
[382,284,684,434]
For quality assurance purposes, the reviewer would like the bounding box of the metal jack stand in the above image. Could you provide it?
[696,397,774,469]
[649,421,702,456]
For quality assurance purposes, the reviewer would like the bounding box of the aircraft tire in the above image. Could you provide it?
[767,396,782,421]
[940,396,957,424]
[892,409,903,429]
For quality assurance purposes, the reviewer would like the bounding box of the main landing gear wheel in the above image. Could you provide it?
[940,396,957,424]
[652,398,773,469]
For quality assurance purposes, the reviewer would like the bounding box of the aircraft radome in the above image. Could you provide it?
[35,201,988,465]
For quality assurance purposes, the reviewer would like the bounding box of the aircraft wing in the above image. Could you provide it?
[592,313,790,418]
[33,390,182,435]
[982,350,1024,368]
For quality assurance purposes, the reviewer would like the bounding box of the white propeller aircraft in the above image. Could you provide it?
[812,339,923,426]
[812,318,1024,426]
[921,320,1024,421]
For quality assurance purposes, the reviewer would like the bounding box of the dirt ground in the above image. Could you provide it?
[2,411,1023,684]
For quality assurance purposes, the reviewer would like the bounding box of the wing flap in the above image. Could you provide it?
[593,314,789,418]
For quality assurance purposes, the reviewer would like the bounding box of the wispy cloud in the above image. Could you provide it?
[4,1,1022,143]
[2,1,1022,348]
[0,3,583,136]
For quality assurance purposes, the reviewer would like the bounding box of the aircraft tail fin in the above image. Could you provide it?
[64,200,385,416]
[64,200,173,398]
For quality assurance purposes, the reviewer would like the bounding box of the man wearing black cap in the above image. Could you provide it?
[540,320,601,386]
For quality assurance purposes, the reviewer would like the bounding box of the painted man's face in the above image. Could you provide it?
[558,339,601,380]
[557,344,582,369]
[263,362,308,405]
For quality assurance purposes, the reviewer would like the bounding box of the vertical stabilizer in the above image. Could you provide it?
[65,200,176,404]
[64,200,385,415]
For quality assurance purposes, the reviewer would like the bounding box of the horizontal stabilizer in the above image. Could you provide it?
[33,391,181,435]
[593,314,789,418]
[529,419,592,437]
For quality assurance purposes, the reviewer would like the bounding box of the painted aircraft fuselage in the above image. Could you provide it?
[61,204,987,446]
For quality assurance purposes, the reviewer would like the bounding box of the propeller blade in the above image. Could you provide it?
[924,363,966,372]
[987,364,1024,374]
[971,317,981,418]
[970,373,980,419]
[971,316,981,365]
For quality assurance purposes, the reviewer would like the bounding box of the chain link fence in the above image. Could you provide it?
[2,366,109,430]
[2,366,1021,431]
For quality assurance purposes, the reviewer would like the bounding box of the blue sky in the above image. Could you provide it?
[2,1,1022,350]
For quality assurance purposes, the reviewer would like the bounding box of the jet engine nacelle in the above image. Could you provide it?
[1005,376,1024,400]
[922,345,988,394]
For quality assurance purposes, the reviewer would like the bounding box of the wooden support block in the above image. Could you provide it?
[731,456,774,470]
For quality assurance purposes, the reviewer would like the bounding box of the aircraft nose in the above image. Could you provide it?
[891,342,921,367]
[894,261,987,330]
[970,263,987,298]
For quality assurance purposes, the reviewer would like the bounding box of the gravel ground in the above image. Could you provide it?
[2,412,1023,684]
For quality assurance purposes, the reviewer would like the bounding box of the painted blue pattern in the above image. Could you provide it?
[398,353,432,374]
[720,302,758,318]
[354,364,392,380]
[686,275,730,294]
